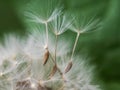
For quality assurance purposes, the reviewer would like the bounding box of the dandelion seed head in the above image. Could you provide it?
[0,0,102,90]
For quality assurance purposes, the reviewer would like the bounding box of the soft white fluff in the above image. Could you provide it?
[0,0,101,90]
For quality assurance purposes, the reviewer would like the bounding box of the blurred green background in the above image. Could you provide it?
[0,0,120,90]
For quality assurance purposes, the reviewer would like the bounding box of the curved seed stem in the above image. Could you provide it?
[55,35,58,63]
[71,32,80,61]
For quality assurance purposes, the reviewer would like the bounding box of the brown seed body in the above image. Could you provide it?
[49,65,57,78]
[43,50,49,65]
[64,61,73,73]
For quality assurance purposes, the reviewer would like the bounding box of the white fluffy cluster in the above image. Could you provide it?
[0,0,101,90]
